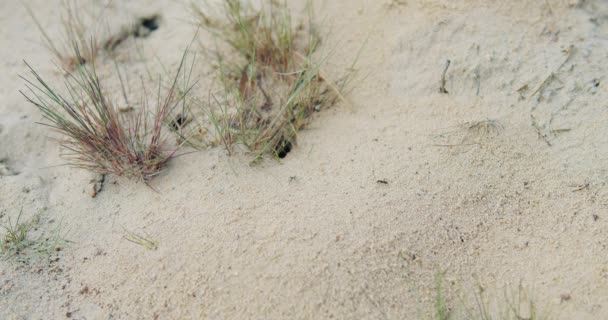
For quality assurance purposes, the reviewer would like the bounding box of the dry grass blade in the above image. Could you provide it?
[123,229,158,250]
[20,46,194,182]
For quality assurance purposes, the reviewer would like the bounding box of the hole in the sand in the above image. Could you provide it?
[135,15,161,38]
[170,113,188,131]
[104,14,161,51]
[275,140,293,159]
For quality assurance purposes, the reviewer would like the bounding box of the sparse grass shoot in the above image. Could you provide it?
[434,274,451,320]
[26,1,102,71]
[1,209,66,261]
[1,209,30,255]
[430,276,549,320]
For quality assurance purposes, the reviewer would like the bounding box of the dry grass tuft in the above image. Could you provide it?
[20,47,193,182]
[187,0,346,160]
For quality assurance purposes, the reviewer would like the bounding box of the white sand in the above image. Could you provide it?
[2,0,608,319]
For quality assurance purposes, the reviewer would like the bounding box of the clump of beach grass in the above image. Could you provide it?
[20,46,194,182]
[188,0,347,160]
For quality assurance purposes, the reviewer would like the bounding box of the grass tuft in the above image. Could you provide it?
[1,209,30,255]
[20,46,194,182]
[188,0,346,161]
[1,209,66,261]
[193,0,306,72]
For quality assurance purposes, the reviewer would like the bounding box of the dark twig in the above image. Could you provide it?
[440,59,451,94]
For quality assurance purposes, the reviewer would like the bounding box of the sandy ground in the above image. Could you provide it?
[1,0,608,319]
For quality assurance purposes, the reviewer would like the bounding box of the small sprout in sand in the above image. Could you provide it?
[20,46,194,182]
[1,209,30,254]
[1,209,67,261]
[188,0,350,161]
[123,229,158,250]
